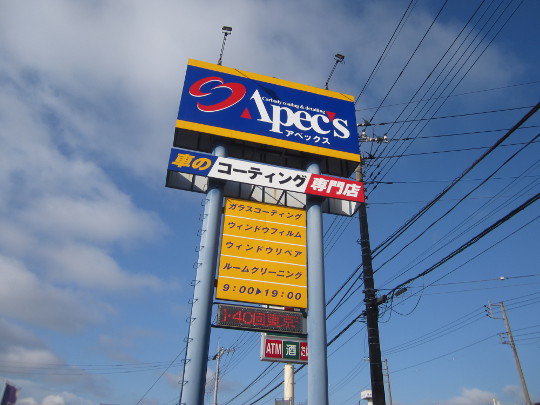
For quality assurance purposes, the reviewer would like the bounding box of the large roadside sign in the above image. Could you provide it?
[215,198,307,308]
[175,59,360,165]
[168,147,365,203]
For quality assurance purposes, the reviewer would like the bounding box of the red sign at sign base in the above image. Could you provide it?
[260,333,308,364]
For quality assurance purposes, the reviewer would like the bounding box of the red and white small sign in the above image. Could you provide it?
[264,339,284,359]
[261,334,308,364]
[306,173,364,202]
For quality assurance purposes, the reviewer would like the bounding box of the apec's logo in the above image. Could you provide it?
[189,77,246,112]
[187,75,351,140]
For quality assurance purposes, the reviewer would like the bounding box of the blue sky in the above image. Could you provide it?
[0,1,538,405]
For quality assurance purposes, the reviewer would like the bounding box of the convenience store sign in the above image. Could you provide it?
[260,333,308,364]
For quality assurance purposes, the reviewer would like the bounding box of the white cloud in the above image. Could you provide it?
[0,0,519,193]
[40,392,94,405]
[16,390,97,405]
[0,320,108,399]
[442,387,497,405]
[43,243,165,291]
[0,26,169,296]
[18,392,95,405]
[0,0,186,179]
[0,319,62,375]
[0,75,165,246]
[503,385,528,404]
[1,346,61,368]
[19,193,164,245]
[0,255,108,332]
[42,395,65,405]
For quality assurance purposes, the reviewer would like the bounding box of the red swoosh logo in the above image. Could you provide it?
[189,77,246,112]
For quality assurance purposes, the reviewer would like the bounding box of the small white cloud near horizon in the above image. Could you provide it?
[442,387,498,405]
[18,392,95,405]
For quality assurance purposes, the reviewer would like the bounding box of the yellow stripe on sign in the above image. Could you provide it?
[217,255,307,287]
[215,277,307,308]
[224,198,306,227]
[222,216,306,244]
[220,235,306,266]
[187,59,355,102]
[176,120,362,163]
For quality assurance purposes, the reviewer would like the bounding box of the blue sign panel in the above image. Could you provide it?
[176,59,360,162]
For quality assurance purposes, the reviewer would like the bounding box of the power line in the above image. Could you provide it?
[375,131,540,282]
[367,0,450,122]
[228,201,539,404]
[377,161,540,283]
[220,363,278,405]
[354,0,417,104]
[392,333,496,374]
[135,350,186,405]
[388,192,540,298]
[363,0,501,178]
[371,102,540,259]
[0,360,183,375]
[365,104,534,127]
[356,80,540,111]
[324,147,536,321]
[385,214,540,308]
[383,307,486,355]
[372,138,540,159]
[305,134,538,395]
[381,274,540,289]
[410,281,540,296]
[389,124,539,141]
[216,3,536,400]
[366,174,539,185]
[365,0,527,188]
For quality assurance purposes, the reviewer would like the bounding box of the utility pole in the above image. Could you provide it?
[486,301,532,405]
[212,341,235,405]
[383,359,393,405]
[356,163,386,405]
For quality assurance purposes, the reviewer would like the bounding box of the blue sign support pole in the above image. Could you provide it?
[180,144,226,405]
[306,160,329,405]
